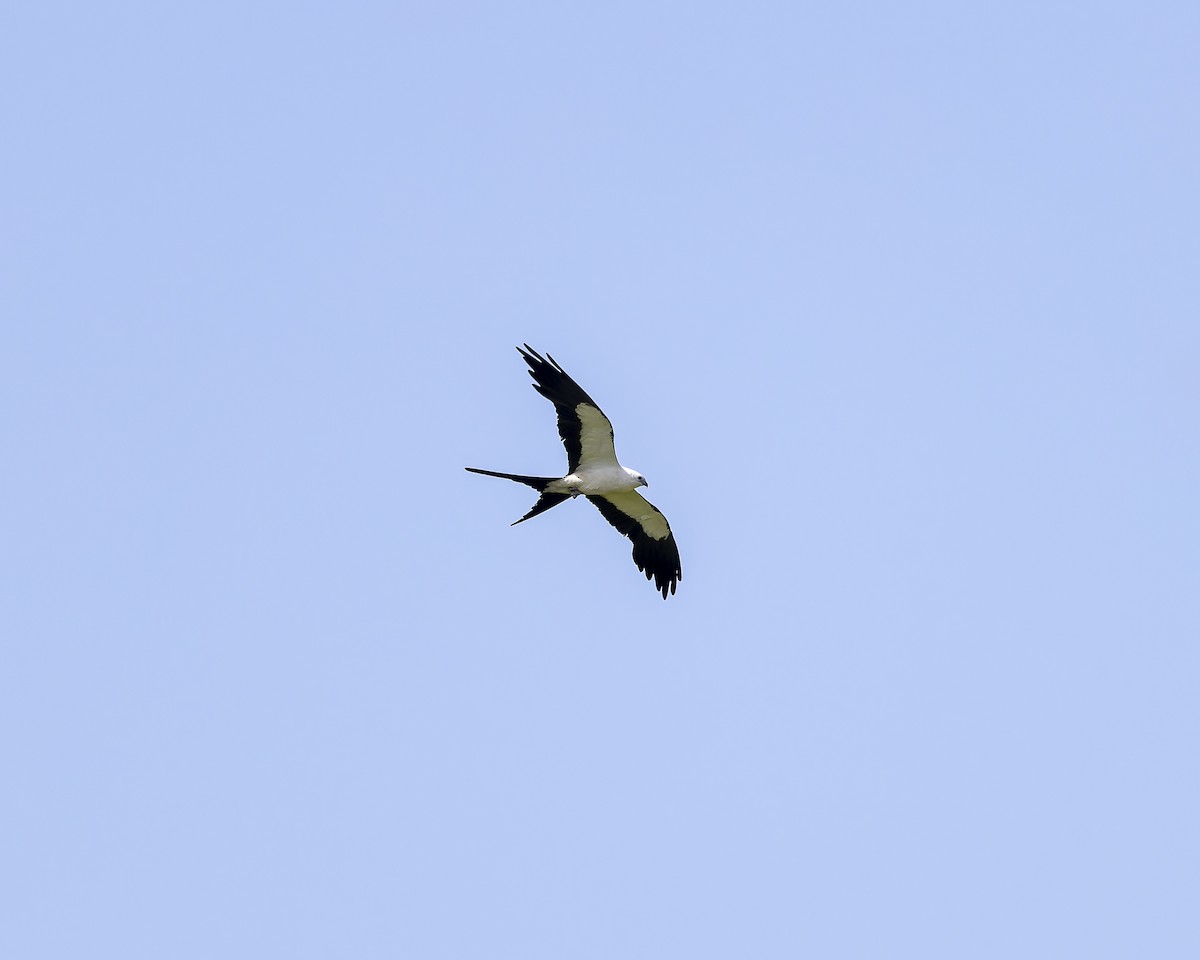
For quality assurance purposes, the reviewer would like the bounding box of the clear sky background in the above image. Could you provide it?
[3,2,1198,957]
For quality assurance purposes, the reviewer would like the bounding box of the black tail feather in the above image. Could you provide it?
[511,492,571,525]
[465,467,555,490]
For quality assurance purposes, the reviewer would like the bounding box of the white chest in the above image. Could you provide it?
[556,464,640,496]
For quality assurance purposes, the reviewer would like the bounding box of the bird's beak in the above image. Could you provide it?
[641,478,649,487]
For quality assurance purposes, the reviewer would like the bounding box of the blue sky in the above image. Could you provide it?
[3,2,1198,957]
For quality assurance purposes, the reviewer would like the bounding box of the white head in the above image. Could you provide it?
[624,467,649,488]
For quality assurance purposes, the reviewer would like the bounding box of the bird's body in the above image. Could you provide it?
[547,465,645,497]
[466,345,682,598]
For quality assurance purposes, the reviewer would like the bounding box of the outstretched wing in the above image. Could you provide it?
[587,491,682,599]
[518,345,618,473]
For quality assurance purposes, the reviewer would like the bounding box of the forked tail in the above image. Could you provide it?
[464,467,570,525]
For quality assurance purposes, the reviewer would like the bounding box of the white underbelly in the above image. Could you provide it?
[549,467,638,496]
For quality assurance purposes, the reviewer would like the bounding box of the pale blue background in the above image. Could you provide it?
[3,2,1197,957]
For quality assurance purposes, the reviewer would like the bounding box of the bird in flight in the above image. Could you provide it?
[466,345,682,598]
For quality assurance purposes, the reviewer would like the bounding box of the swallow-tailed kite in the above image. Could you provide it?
[467,345,682,598]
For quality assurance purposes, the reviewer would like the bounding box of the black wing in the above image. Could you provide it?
[518,345,618,473]
[587,491,682,599]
